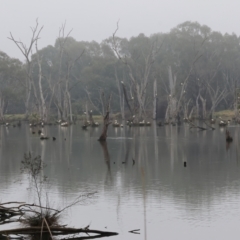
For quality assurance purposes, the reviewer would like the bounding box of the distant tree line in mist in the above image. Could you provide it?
[1,21,240,122]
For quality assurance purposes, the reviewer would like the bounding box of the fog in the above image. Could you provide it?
[1,0,240,60]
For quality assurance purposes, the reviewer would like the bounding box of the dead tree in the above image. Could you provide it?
[55,22,73,120]
[35,41,48,121]
[163,38,205,122]
[63,51,84,122]
[224,71,240,121]
[114,66,125,120]
[153,78,158,120]
[198,68,227,119]
[85,87,112,140]
[98,94,112,141]
[8,19,43,119]
[112,22,159,121]
[199,94,207,119]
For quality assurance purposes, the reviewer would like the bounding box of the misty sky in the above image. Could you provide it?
[1,0,240,60]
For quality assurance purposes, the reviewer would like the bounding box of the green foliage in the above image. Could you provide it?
[3,21,240,117]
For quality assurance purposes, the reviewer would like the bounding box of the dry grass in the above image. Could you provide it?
[22,209,60,228]
[214,110,235,119]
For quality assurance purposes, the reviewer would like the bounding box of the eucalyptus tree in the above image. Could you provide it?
[0,51,24,119]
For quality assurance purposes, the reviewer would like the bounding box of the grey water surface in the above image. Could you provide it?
[0,123,240,240]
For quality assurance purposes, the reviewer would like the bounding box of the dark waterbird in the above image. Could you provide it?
[82,125,88,130]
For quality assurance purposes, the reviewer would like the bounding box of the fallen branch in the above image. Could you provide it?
[203,120,215,130]
[0,227,118,237]
[129,229,140,234]
[187,119,207,131]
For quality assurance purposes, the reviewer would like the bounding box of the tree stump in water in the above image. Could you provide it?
[98,111,111,141]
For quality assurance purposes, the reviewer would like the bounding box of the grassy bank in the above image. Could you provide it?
[214,110,235,119]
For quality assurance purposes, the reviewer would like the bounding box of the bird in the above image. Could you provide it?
[82,125,88,130]
[52,137,56,141]
[40,133,49,140]
[184,161,187,167]
[210,119,216,124]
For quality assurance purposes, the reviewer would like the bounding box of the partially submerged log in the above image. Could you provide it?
[0,227,118,238]
[188,120,207,130]
[188,119,215,131]
[0,202,25,225]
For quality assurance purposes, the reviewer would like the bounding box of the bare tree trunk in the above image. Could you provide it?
[196,91,200,119]
[0,96,4,121]
[98,95,112,141]
[115,67,125,120]
[121,81,133,116]
[56,23,73,120]
[35,42,47,121]
[8,20,43,119]
[153,79,157,120]
[199,95,207,119]
[166,66,177,122]
[188,106,195,120]
[98,111,111,141]
[112,23,157,120]
[183,99,191,119]
[67,90,72,122]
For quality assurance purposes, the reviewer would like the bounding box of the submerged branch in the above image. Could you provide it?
[187,120,207,131]
[0,227,118,237]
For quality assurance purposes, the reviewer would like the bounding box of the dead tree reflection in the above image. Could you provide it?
[99,141,112,185]
[152,121,159,162]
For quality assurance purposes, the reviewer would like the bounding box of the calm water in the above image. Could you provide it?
[1,122,240,240]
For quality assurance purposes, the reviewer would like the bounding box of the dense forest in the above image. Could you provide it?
[1,21,240,123]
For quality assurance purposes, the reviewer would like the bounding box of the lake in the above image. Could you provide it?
[0,122,240,240]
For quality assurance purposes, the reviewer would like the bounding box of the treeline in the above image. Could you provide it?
[1,21,240,122]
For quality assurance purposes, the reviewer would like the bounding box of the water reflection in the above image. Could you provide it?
[1,123,240,239]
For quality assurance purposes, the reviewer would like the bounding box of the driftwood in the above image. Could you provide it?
[188,120,216,131]
[203,120,215,130]
[0,202,118,239]
[0,227,118,238]
[0,202,25,225]
[129,229,140,234]
[187,120,207,131]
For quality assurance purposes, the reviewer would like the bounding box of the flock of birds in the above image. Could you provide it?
[1,115,235,144]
